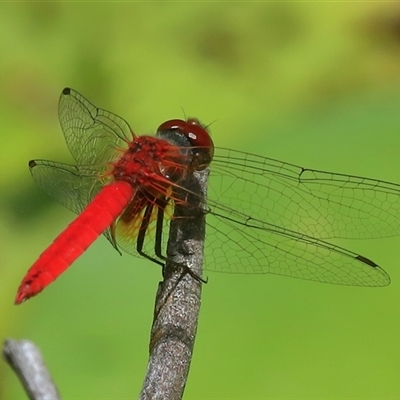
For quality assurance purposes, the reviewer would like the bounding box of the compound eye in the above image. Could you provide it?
[184,119,214,157]
[157,118,214,169]
[157,119,187,133]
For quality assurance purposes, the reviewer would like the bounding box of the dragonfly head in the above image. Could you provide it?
[156,118,214,170]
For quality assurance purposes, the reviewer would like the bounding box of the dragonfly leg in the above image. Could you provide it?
[154,197,168,261]
[136,203,164,266]
[136,196,207,284]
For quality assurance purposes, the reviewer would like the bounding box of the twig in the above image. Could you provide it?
[2,338,61,400]
[139,167,209,400]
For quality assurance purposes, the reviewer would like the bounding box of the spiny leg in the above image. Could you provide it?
[136,202,164,266]
[154,196,168,261]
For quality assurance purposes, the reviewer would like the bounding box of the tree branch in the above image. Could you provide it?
[2,339,60,400]
[139,167,209,400]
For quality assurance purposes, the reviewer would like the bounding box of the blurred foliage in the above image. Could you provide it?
[1,2,400,399]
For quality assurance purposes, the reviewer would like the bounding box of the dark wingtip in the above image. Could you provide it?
[62,87,71,95]
[28,160,37,169]
[356,254,378,268]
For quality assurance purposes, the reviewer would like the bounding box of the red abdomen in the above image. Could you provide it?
[15,181,133,304]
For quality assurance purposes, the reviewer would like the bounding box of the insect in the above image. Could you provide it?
[15,88,400,304]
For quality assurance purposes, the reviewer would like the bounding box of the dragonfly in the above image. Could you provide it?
[15,88,400,304]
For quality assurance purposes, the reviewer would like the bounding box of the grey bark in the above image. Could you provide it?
[139,167,209,400]
[2,339,61,400]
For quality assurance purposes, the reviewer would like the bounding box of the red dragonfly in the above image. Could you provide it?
[15,88,400,304]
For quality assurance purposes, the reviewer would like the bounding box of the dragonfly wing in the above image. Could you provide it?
[29,159,118,250]
[58,88,133,165]
[211,148,400,240]
[29,160,107,214]
[205,208,390,287]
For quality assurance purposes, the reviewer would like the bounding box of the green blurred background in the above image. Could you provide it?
[1,2,400,399]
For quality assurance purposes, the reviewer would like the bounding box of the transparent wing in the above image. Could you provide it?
[58,88,133,165]
[29,160,110,214]
[204,210,390,286]
[29,159,117,247]
[209,148,400,240]
[196,147,400,286]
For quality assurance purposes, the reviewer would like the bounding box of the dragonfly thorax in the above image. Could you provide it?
[111,135,190,191]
